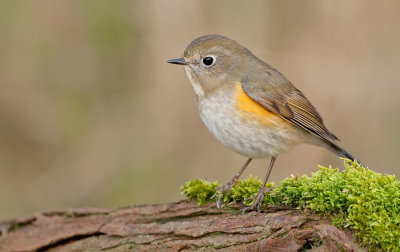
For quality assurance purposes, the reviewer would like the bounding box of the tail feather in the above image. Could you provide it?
[329,142,365,167]
[341,149,355,161]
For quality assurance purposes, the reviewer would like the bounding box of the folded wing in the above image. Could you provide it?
[241,73,339,146]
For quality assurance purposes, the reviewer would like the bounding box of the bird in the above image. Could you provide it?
[168,35,360,211]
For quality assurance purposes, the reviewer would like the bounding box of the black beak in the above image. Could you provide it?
[167,58,187,65]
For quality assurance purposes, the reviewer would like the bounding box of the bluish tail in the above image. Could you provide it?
[329,143,365,167]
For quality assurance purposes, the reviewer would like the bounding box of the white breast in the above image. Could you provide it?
[198,90,307,159]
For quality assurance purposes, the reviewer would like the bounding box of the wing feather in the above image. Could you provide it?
[241,76,339,145]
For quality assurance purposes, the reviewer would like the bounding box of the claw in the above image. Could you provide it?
[216,182,234,208]
[241,157,276,212]
[242,187,273,212]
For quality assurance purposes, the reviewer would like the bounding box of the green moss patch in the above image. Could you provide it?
[181,159,400,251]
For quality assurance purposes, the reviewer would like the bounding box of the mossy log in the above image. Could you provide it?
[0,201,366,251]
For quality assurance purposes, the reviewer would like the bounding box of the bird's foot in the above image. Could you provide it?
[216,179,237,208]
[242,187,273,212]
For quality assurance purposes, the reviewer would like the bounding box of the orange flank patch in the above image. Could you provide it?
[235,84,288,127]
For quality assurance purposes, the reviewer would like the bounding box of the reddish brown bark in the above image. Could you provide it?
[0,201,366,251]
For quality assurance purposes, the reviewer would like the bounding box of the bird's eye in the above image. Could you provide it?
[202,56,215,67]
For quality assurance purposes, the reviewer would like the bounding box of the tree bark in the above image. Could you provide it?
[0,201,366,252]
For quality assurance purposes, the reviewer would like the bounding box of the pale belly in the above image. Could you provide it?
[198,91,308,159]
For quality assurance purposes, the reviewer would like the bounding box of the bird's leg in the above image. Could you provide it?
[217,158,252,208]
[242,156,276,212]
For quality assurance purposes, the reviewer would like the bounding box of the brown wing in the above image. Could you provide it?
[241,73,339,145]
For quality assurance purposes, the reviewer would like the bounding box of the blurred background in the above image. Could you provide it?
[1,0,399,220]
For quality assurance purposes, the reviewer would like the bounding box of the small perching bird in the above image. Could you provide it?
[168,35,361,211]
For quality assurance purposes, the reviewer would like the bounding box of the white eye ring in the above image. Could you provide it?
[201,55,216,67]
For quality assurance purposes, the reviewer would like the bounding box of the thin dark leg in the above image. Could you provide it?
[217,158,252,208]
[242,156,276,212]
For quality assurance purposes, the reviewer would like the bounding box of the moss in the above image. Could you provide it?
[181,159,400,251]
[181,179,219,206]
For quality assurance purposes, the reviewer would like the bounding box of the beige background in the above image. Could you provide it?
[1,0,399,220]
